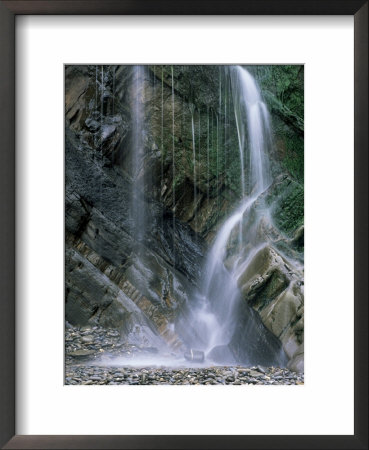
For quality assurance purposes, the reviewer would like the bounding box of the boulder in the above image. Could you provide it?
[237,246,290,311]
[260,281,303,339]
[236,245,304,370]
[68,349,95,359]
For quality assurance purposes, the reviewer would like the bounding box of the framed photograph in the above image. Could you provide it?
[1,1,367,449]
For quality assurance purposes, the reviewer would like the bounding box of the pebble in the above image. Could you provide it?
[65,325,304,386]
[65,363,304,386]
[69,349,96,358]
[81,335,94,344]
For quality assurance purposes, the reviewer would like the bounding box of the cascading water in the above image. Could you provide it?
[130,65,146,245]
[216,114,220,218]
[171,66,176,262]
[190,104,197,215]
[236,67,271,192]
[116,65,286,367]
[184,66,278,364]
[160,67,164,231]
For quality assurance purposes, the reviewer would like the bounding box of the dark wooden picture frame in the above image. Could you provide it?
[0,1,367,449]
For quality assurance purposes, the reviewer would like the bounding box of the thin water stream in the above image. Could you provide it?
[183,66,275,362]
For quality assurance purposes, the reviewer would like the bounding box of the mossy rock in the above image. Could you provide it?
[265,174,304,237]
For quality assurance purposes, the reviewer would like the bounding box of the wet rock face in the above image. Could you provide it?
[266,174,304,237]
[65,134,204,285]
[65,65,211,352]
[228,300,289,368]
[235,245,304,371]
[238,246,290,309]
[65,65,304,371]
[65,247,167,350]
[65,65,233,241]
[65,74,205,351]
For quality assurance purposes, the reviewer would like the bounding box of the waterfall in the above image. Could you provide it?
[99,66,104,252]
[100,66,104,147]
[216,114,219,219]
[234,66,271,193]
[224,77,227,176]
[206,106,210,205]
[112,66,115,115]
[217,68,222,219]
[233,99,246,197]
[94,66,98,148]
[198,111,201,155]
[171,66,176,262]
[190,105,196,214]
[118,64,283,367]
[161,67,164,230]
[185,66,275,363]
[95,66,98,109]
[130,65,146,244]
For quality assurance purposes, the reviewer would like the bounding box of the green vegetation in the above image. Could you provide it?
[86,64,304,221]
[251,65,304,183]
[152,65,304,195]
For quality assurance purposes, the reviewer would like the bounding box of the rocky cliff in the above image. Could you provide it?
[65,65,304,371]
